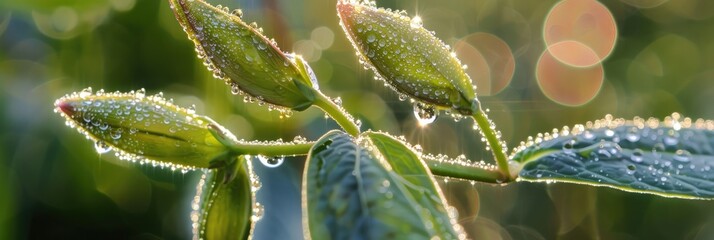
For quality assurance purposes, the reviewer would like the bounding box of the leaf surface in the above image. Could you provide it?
[303,130,462,239]
[512,114,714,199]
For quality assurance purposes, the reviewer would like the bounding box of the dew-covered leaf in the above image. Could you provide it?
[303,130,462,239]
[512,113,714,199]
[54,88,232,170]
[364,131,464,236]
[169,0,318,111]
[191,156,257,240]
[337,0,477,115]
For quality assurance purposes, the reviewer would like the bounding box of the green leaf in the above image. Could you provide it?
[169,0,318,111]
[512,114,714,199]
[192,156,257,239]
[337,1,476,115]
[54,88,231,170]
[303,130,463,239]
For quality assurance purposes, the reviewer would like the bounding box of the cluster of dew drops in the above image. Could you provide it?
[55,87,202,173]
[339,0,508,157]
[175,1,301,119]
[514,113,714,188]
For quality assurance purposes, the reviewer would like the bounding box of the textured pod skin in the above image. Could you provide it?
[170,0,316,111]
[54,89,229,169]
[192,156,256,240]
[337,1,477,114]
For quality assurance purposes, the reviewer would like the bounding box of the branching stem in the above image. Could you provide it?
[228,141,314,156]
[313,91,361,137]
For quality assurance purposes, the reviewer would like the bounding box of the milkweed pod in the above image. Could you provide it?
[169,0,319,111]
[337,0,478,115]
[54,88,233,170]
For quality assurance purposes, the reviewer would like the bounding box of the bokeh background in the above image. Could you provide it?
[2,0,714,239]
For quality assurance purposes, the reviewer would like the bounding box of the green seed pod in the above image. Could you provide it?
[337,0,478,114]
[169,0,318,111]
[54,88,232,170]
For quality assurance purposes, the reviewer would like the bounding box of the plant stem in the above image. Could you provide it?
[472,110,512,180]
[228,141,315,156]
[312,91,360,137]
[423,156,507,184]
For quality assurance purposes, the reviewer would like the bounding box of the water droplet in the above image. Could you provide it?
[626,127,640,142]
[367,34,376,43]
[79,87,92,98]
[630,149,644,163]
[652,143,665,158]
[258,155,284,168]
[135,88,146,99]
[231,83,241,95]
[110,129,122,140]
[410,16,423,28]
[583,130,595,140]
[673,149,691,163]
[626,164,636,174]
[413,102,437,126]
[664,130,679,146]
[94,141,111,154]
[231,9,243,18]
[562,139,576,154]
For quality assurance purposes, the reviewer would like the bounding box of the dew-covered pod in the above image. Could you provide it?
[169,0,319,111]
[337,0,478,115]
[53,88,234,171]
[191,155,258,240]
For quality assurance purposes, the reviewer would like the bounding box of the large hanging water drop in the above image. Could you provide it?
[413,102,437,126]
[94,141,111,154]
[257,155,284,168]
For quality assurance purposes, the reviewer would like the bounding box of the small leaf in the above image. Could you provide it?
[337,1,476,114]
[303,130,462,239]
[364,131,464,236]
[191,156,257,240]
[54,88,230,170]
[169,0,318,111]
[512,113,714,199]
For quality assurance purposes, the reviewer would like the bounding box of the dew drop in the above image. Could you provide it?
[652,143,665,159]
[135,88,146,99]
[231,9,243,18]
[94,141,111,154]
[562,139,576,154]
[626,164,636,175]
[664,130,679,146]
[410,16,422,28]
[630,149,644,163]
[673,149,691,163]
[413,102,437,126]
[626,127,640,142]
[79,87,92,98]
[367,34,376,43]
[230,83,241,95]
[583,130,595,140]
[258,155,284,168]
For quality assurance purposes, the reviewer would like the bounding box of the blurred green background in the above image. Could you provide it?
[1,0,714,239]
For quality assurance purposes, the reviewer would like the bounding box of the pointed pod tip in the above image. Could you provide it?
[55,99,75,116]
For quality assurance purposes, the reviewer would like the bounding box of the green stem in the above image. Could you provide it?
[423,156,507,183]
[228,141,314,156]
[472,110,512,180]
[312,91,360,137]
